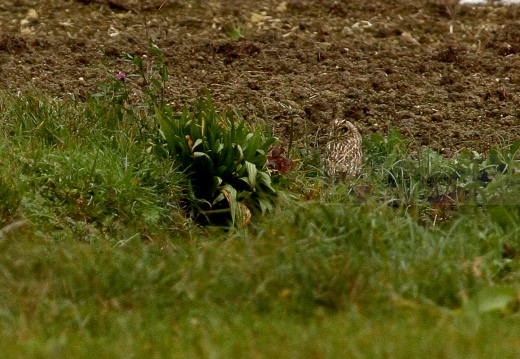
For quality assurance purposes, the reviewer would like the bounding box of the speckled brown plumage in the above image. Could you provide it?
[326,119,363,179]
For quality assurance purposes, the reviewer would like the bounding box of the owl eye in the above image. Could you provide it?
[340,127,349,133]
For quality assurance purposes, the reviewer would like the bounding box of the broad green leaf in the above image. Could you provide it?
[508,138,520,155]
[156,108,176,148]
[262,136,277,149]
[193,152,210,159]
[236,144,244,162]
[257,197,273,214]
[242,132,260,159]
[463,286,517,314]
[221,184,238,226]
[238,177,251,187]
[216,143,224,154]
[245,161,257,188]
[257,171,276,193]
[191,138,203,152]
[212,192,225,205]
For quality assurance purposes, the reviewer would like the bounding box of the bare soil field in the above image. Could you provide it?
[1,0,520,155]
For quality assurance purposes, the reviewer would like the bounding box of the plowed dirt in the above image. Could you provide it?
[2,0,520,155]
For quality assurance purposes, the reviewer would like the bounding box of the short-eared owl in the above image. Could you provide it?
[326,119,363,179]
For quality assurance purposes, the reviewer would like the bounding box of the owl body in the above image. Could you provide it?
[326,119,362,179]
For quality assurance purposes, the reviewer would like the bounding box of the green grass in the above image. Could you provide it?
[1,79,520,358]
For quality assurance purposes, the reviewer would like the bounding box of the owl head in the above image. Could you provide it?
[330,119,361,143]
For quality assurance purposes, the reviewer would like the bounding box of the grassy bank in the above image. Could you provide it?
[1,74,520,357]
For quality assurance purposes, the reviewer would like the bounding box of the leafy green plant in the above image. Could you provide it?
[85,42,282,226]
[227,25,245,40]
[360,130,520,224]
[87,41,169,142]
[122,41,169,111]
[89,71,130,130]
[155,93,277,225]
[487,139,520,175]
[363,130,455,220]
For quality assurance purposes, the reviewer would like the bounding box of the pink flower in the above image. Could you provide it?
[115,72,126,82]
